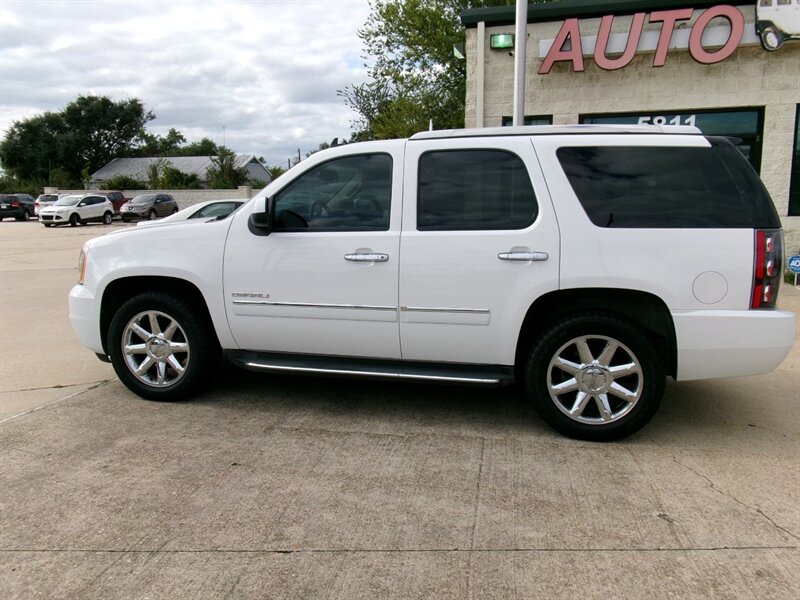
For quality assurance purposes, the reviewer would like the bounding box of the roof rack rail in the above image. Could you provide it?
[409,124,702,140]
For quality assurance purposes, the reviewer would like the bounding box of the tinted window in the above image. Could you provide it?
[557,139,780,229]
[193,202,241,219]
[417,150,537,231]
[274,153,391,231]
[789,104,799,217]
[580,109,764,171]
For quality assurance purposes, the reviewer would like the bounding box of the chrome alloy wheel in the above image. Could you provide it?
[122,310,190,388]
[547,335,643,425]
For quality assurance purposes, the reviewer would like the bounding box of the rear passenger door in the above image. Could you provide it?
[398,137,560,367]
[82,196,106,221]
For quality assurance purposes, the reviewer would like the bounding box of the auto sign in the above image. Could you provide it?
[788,255,800,274]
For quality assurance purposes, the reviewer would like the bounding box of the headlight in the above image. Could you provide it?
[78,248,88,285]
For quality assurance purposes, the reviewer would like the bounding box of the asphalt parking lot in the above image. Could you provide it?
[1,219,799,599]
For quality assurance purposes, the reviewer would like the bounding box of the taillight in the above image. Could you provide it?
[11,201,20,207]
[751,229,783,309]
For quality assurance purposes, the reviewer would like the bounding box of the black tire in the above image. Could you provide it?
[108,292,221,401]
[69,213,79,227]
[103,211,113,225]
[172,208,178,214]
[760,26,782,51]
[148,210,157,220]
[17,210,30,222]
[524,312,664,441]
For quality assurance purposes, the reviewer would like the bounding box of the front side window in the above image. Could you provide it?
[417,149,538,231]
[273,153,392,231]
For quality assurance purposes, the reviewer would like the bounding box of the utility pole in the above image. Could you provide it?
[512,0,528,126]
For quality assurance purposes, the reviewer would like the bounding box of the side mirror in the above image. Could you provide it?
[249,196,275,235]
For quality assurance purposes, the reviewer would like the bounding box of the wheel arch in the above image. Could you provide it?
[99,276,219,355]
[515,288,676,378]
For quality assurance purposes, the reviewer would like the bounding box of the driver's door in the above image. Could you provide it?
[223,147,403,359]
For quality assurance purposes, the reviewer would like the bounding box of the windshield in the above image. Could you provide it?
[131,194,156,204]
[53,195,82,206]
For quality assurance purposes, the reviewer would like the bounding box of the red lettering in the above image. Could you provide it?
[688,5,744,64]
[648,8,694,67]
[538,18,584,74]
[594,13,646,70]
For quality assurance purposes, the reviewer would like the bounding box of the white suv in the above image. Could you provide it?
[68,125,795,440]
[40,194,114,227]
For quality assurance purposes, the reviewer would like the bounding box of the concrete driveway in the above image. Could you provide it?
[1,220,798,599]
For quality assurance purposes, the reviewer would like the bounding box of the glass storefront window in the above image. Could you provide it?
[580,108,764,171]
[790,105,800,217]
[502,115,553,126]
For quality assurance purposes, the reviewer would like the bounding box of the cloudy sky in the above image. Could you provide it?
[0,0,372,168]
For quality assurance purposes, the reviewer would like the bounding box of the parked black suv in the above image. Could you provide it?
[0,194,36,221]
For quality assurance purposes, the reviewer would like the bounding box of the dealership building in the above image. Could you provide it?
[462,0,800,252]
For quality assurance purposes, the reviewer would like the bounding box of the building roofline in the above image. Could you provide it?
[461,0,752,28]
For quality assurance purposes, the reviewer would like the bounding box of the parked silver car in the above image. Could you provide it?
[120,194,178,222]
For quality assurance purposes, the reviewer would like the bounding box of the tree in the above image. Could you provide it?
[206,147,249,189]
[0,95,154,188]
[171,137,219,157]
[137,128,187,156]
[102,175,147,191]
[341,1,549,140]
[266,165,286,180]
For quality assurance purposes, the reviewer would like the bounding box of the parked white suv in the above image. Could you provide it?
[40,194,114,227]
[68,125,795,440]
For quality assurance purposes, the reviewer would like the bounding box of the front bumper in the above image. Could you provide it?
[69,284,104,354]
[121,208,150,220]
[673,309,796,381]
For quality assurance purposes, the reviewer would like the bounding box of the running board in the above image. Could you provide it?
[227,351,515,387]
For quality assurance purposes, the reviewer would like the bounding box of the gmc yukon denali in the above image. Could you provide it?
[69,125,795,440]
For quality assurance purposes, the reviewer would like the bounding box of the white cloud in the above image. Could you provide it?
[0,0,372,167]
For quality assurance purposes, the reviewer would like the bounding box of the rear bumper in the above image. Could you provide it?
[673,309,796,381]
[69,284,104,355]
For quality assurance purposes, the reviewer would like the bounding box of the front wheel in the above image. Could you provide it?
[760,26,783,51]
[524,313,664,441]
[148,210,157,220]
[108,292,221,401]
[69,213,80,227]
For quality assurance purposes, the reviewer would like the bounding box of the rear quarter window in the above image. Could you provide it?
[556,138,780,228]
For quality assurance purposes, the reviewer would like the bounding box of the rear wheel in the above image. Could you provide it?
[108,292,221,401]
[69,213,79,227]
[17,210,30,222]
[524,313,664,441]
[103,211,113,225]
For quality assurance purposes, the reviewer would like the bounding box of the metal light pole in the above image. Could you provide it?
[512,0,528,126]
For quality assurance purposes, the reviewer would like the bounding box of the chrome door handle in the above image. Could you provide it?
[344,252,389,262]
[498,249,549,262]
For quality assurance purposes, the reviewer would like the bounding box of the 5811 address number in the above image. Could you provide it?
[638,115,697,127]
